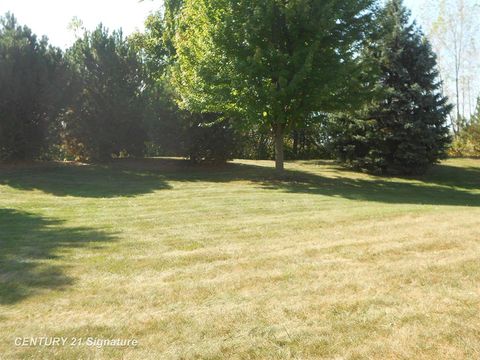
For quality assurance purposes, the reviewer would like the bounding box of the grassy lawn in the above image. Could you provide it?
[0,158,479,359]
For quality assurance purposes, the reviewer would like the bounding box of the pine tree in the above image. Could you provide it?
[62,25,147,161]
[0,13,66,161]
[331,0,452,174]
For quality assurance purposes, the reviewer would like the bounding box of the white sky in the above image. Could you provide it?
[0,0,161,48]
[1,0,422,49]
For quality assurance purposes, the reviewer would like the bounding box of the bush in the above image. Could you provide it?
[187,115,238,164]
[449,123,480,158]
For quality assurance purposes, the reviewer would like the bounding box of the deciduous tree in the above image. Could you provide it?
[172,0,376,171]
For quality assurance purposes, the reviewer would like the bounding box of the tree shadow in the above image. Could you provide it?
[107,158,479,207]
[413,164,480,191]
[0,209,115,304]
[0,162,172,198]
[0,158,479,206]
[159,160,480,207]
[255,172,480,207]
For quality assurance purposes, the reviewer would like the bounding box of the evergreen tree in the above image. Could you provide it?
[172,0,376,171]
[330,0,452,174]
[62,25,147,161]
[0,13,67,161]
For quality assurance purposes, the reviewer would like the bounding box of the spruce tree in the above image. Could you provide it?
[331,0,452,175]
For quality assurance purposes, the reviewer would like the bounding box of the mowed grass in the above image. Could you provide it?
[0,158,479,359]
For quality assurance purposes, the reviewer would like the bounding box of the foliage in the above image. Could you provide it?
[172,0,376,170]
[134,8,236,163]
[449,97,480,157]
[284,116,332,160]
[0,13,67,162]
[449,125,480,157]
[329,0,452,175]
[186,115,238,164]
[62,25,147,161]
[0,4,462,170]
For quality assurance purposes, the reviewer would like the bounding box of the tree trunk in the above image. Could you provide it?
[274,125,284,172]
[455,65,461,133]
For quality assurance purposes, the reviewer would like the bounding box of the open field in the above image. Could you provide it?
[0,158,479,359]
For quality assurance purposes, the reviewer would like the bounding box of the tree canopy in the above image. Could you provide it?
[172,0,377,171]
[0,2,457,173]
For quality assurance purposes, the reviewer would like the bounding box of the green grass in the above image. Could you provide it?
[1,158,479,359]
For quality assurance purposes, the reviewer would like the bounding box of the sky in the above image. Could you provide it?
[0,0,160,48]
[1,0,424,49]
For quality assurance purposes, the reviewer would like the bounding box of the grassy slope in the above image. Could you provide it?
[0,158,479,359]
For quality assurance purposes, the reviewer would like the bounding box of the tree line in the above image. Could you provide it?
[1,0,472,174]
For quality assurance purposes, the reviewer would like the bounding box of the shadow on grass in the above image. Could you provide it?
[0,158,479,206]
[161,159,480,207]
[0,161,172,198]
[162,160,480,207]
[415,164,480,191]
[0,209,115,305]
[256,173,480,207]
